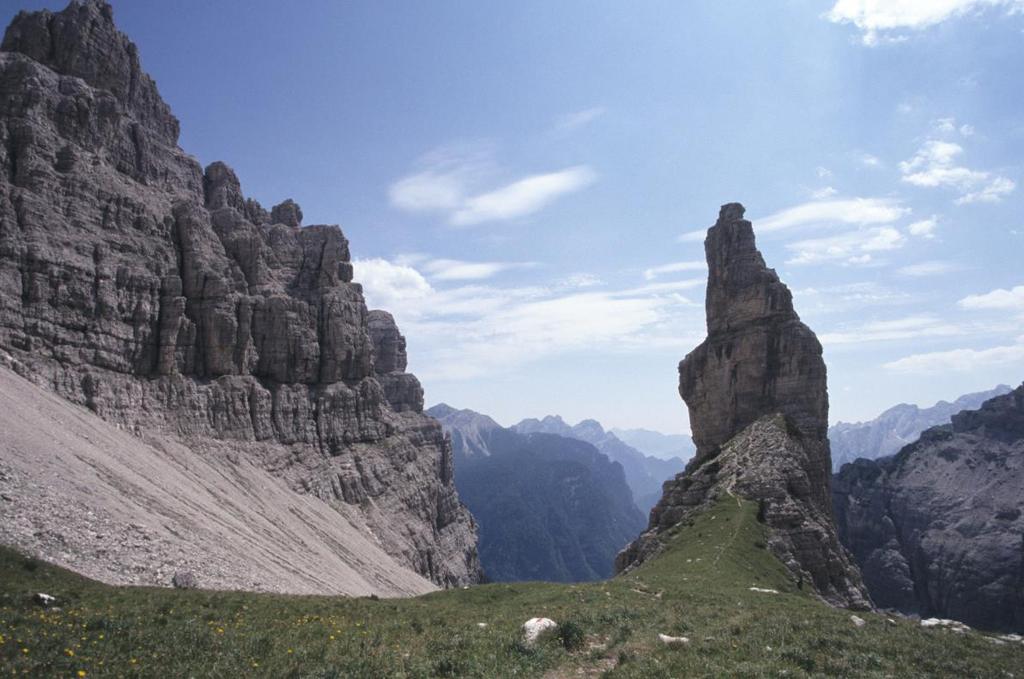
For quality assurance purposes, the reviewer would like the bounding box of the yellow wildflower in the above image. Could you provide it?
[77,672,87,678]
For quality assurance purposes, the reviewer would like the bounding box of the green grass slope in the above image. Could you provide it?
[2,497,1020,678]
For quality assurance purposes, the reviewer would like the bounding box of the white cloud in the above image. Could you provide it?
[555,106,606,132]
[643,260,706,280]
[677,229,707,243]
[884,340,1024,373]
[450,166,596,226]
[786,226,906,265]
[389,148,596,226]
[821,314,962,345]
[860,153,882,167]
[958,284,1024,311]
[898,260,961,277]
[826,0,1024,46]
[811,186,839,199]
[421,258,534,281]
[794,282,913,314]
[756,198,909,233]
[816,166,834,179]
[907,217,937,238]
[353,258,703,380]
[900,140,1015,204]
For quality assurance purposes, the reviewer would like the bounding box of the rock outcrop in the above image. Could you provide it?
[0,0,479,590]
[829,385,1013,471]
[617,203,870,610]
[834,384,1024,632]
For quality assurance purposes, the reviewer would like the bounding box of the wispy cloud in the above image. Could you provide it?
[959,284,1024,311]
[389,147,596,226]
[898,260,962,277]
[756,198,909,233]
[421,258,535,281]
[555,106,606,132]
[353,258,703,380]
[643,260,706,280]
[900,139,1015,204]
[786,226,906,265]
[826,0,1024,46]
[884,339,1024,373]
[820,314,962,345]
[450,166,596,226]
[794,282,913,315]
[907,217,937,238]
[811,186,839,200]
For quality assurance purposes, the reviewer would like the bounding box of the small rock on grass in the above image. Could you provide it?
[850,615,866,627]
[658,633,690,647]
[522,617,557,646]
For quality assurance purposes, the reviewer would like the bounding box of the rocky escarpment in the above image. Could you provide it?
[834,385,1024,632]
[617,203,870,609]
[829,385,1012,471]
[0,0,479,590]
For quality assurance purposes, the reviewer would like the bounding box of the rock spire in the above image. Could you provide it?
[617,203,870,609]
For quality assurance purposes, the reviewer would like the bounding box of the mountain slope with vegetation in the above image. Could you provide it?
[2,497,1021,678]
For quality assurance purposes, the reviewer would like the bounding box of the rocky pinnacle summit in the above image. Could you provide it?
[618,204,870,609]
[0,0,480,591]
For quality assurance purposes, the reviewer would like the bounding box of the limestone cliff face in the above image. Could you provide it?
[0,0,479,588]
[618,204,869,609]
[834,385,1024,632]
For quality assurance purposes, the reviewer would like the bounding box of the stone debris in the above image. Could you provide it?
[749,587,779,594]
[850,615,866,628]
[522,618,558,646]
[921,618,971,634]
[658,633,690,647]
[34,592,56,607]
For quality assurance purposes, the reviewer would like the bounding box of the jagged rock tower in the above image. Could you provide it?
[617,203,870,609]
[0,1,479,589]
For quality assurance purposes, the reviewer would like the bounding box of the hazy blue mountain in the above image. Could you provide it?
[512,416,685,515]
[828,385,1013,471]
[427,404,645,583]
[611,427,696,462]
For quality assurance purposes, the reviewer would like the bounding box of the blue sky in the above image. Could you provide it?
[5,0,1023,433]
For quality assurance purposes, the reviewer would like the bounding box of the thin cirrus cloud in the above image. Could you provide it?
[554,106,607,132]
[786,226,907,266]
[884,339,1024,373]
[819,313,962,345]
[826,0,1024,45]
[677,197,908,243]
[900,139,1016,204]
[421,258,536,281]
[897,260,962,277]
[643,260,707,280]
[389,149,596,227]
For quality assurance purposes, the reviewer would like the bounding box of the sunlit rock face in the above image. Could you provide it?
[0,0,480,589]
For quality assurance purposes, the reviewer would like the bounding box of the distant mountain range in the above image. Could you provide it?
[427,404,645,583]
[512,416,687,514]
[828,385,1013,471]
[611,427,696,462]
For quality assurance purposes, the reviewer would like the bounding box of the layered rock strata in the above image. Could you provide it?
[0,0,479,589]
[834,385,1024,632]
[617,203,869,609]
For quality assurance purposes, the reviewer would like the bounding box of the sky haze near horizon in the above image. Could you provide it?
[3,0,1022,434]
